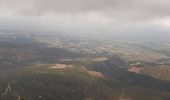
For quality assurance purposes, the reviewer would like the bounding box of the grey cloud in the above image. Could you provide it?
[0,0,170,17]
[0,0,170,33]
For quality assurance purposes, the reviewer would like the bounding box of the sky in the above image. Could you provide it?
[0,0,170,34]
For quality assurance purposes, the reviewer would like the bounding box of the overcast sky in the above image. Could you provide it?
[0,0,170,34]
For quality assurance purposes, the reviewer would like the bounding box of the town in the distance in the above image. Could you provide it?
[1,29,170,100]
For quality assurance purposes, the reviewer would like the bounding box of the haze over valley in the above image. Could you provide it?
[1,0,170,100]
